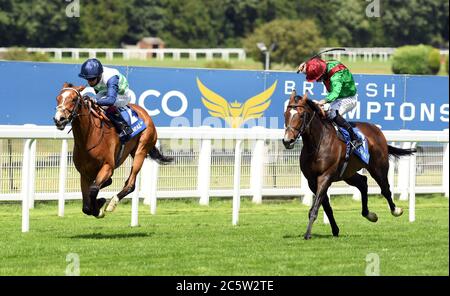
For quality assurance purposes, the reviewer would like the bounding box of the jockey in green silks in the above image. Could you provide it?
[297,58,362,148]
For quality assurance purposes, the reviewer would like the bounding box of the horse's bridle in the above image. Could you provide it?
[285,104,316,140]
[55,87,83,124]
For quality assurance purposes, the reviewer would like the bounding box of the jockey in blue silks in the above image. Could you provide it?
[78,58,133,138]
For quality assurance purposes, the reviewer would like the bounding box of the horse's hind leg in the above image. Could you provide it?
[106,149,148,213]
[344,173,378,222]
[368,166,403,217]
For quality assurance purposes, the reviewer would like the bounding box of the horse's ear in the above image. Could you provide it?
[290,89,297,98]
[63,82,70,88]
[303,92,308,100]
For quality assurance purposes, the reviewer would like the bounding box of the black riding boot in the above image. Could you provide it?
[112,112,133,139]
[333,112,362,148]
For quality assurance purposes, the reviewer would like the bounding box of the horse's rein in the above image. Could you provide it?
[56,87,83,119]
[286,104,316,138]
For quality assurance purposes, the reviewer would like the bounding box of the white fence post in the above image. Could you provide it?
[58,139,68,217]
[232,139,243,226]
[251,128,265,204]
[21,139,35,232]
[443,142,449,198]
[198,128,212,205]
[409,142,417,222]
[388,142,396,198]
[142,142,160,215]
[149,147,160,215]
[398,142,412,201]
[28,139,36,209]
[131,173,140,227]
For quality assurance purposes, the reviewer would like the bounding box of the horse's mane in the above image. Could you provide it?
[304,97,334,130]
[305,99,323,114]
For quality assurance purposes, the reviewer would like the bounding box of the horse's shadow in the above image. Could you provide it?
[283,233,342,240]
[69,232,154,240]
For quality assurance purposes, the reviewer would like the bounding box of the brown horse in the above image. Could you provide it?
[53,83,172,218]
[282,90,416,239]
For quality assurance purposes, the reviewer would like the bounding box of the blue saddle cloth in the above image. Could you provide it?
[338,127,370,164]
[117,106,147,143]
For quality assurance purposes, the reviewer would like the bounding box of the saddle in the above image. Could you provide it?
[106,106,147,143]
[311,100,369,165]
[86,97,146,143]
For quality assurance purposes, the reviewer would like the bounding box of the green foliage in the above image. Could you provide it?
[0,0,80,47]
[2,48,49,62]
[78,0,129,48]
[382,0,449,48]
[243,19,325,66]
[446,55,449,75]
[392,45,441,75]
[0,0,448,49]
[203,60,233,69]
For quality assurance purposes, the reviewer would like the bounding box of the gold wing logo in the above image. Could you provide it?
[197,78,277,128]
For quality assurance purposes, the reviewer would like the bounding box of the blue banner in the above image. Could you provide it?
[0,61,448,130]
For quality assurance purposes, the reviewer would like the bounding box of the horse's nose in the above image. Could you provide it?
[53,116,66,130]
[282,138,295,149]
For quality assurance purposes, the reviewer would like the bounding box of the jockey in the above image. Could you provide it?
[78,58,133,139]
[297,58,362,148]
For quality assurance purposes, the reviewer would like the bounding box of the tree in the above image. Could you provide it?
[78,0,128,48]
[242,19,325,66]
[382,0,449,47]
[0,0,80,47]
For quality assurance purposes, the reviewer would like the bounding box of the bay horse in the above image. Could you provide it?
[53,83,172,218]
[282,90,416,239]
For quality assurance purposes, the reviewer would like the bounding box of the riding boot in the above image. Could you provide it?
[112,112,133,139]
[333,112,362,149]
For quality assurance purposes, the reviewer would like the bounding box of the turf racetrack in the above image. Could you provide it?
[0,195,447,275]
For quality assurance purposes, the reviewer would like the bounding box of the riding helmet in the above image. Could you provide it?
[78,58,104,79]
[305,58,327,82]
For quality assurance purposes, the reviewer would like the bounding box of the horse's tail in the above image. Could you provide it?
[149,146,173,165]
[387,145,417,159]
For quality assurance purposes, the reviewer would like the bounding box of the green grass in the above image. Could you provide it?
[48,56,449,75]
[0,195,447,275]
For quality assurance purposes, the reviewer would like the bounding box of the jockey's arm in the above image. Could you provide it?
[325,72,344,103]
[95,75,119,106]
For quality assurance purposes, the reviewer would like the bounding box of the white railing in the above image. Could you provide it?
[320,47,450,62]
[0,125,448,232]
[0,47,246,61]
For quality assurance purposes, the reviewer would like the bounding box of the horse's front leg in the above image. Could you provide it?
[304,174,332,240]
[90,164,113,218]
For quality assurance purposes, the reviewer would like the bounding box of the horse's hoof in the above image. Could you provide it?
[95,208,105,219]
[106,196,120,212]
[332,227,340,237]
[391,207,403,217]
[364,212,378,222]
[304,233,312,240]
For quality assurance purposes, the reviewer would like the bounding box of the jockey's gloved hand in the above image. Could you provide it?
[87,96,97,104]
[297,62,306,74]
